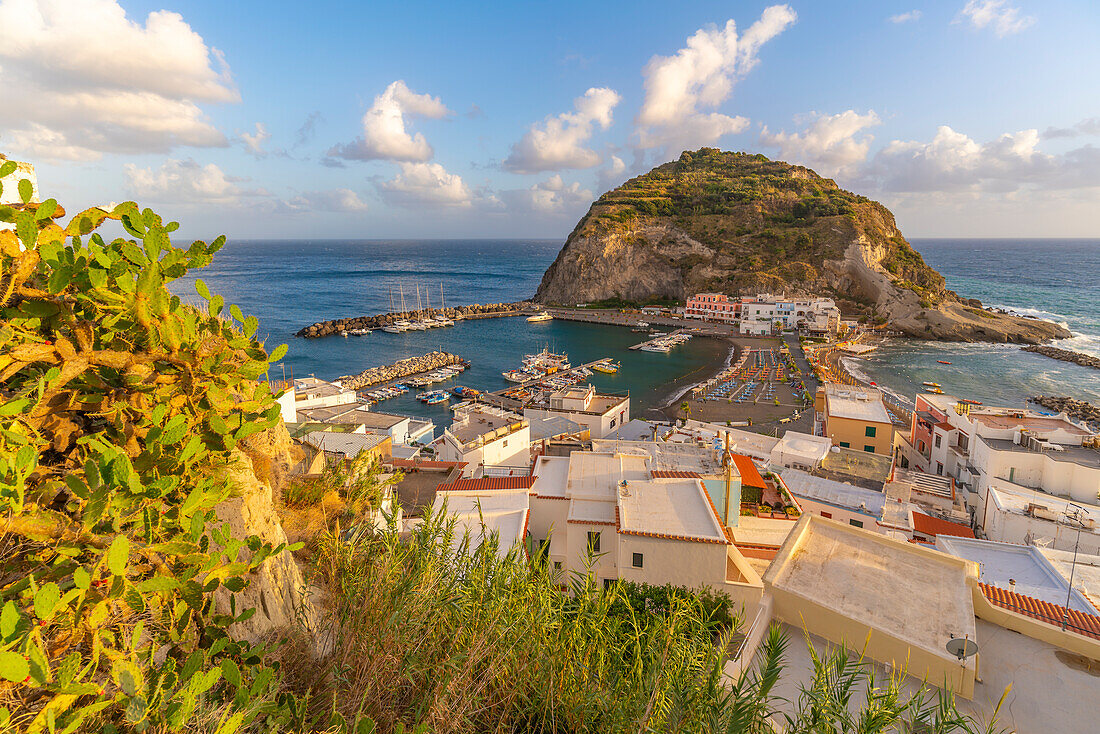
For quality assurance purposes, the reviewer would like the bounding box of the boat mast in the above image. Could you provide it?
[440,282,446,311]
[416,284,423,317]
[399,285,407,315]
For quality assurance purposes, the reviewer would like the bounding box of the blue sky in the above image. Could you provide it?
[2,0,1099,239]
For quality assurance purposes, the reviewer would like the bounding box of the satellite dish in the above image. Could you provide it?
[946,636,978,662]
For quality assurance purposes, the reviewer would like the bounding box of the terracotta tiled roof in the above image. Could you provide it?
[912,511,974,539]
[436,476,536,492]
[979,582,1100,641]
[651,470,702,478]
[731,454,767,490]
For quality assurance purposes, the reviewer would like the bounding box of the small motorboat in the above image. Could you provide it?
[922,381,941,388]
[526,312,552,323]
[937,360,952,365]
[348,328,372,336]
[960,398,983,405]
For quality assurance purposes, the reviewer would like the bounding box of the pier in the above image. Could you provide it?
[296,301,530,338]
[481,357,616,411]
[336,351,467,390]
[629,327,690,350]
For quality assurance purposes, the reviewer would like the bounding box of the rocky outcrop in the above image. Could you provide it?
[535,148,1069,344]
[336,350,465,389]
[1028,396,1100,429]
[213,420,316,643]
[1023,345,1100,370]
[296,302,530,338]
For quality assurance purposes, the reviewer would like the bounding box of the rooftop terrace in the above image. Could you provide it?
[618,478,728,544]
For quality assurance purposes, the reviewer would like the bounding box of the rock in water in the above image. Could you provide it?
[535,148,1069,343]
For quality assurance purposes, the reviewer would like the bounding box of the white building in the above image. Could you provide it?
[298,403,434,444]
[287,376,358,414]
[436,404,531,475]
[523,384,630,439]
[898,394,1100,530]
[981,478,1100,555]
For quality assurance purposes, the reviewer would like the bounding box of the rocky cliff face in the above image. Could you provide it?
[536,149,1068,343]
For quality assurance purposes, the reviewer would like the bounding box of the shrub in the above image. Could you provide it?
[0,174,294,732]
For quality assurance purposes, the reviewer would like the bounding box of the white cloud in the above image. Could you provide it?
[124,158,265,204]
[378,162,472,206]
[501,175,593,215]
[958,0,1035,37]
[0,0,236,160]
[286,188,369,213]
[888,10,922,23]
[240,123,270,156]
[596,154,629,192]
[503,87,621,173]
[635,5,797,152]
[328,80,451,162]
[760,110,881,178]
[864,126,1100,192]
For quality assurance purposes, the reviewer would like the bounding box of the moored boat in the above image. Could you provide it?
[527,312,552,322]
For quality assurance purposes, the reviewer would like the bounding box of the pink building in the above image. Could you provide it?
[684,293,740,323]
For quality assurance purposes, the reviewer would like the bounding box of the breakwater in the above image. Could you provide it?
[296,301,530,338]
[337,351,466,390]
[1022,345,1100,370]
[1027,395,1100,428]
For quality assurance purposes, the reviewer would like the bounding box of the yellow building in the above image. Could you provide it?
[817,385,894,455]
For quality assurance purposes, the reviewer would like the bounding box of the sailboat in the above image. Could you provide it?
[417,285,437,329]
[434,283,454,326]
[394,286,416,331]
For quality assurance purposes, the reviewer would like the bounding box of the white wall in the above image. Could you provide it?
[972,439,1100,505]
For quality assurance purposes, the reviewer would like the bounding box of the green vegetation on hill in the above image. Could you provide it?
[539,148,946,309]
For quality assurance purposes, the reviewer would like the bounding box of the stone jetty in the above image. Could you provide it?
[337,351,466,390]
[1022,345,1100,370]
[296,301,531,338]
[1027,395,1100,428]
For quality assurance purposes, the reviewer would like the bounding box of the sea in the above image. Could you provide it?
[171,238,1100,424]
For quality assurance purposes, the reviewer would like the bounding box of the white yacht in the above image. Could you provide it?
[526,312,552,323]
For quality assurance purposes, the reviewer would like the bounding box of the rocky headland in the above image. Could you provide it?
[296,301,530,338]
[535,149,1069,344]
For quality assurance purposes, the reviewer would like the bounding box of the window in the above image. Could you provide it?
[587,531,601,554]
[957,434,969,451]
[917,440,926,453]
[502,439,508,447]
[864,445,875,453]
[610,419,616,429]
[632,552,644,568]
[849,519,864,528]
[553,561,562,571]
[934,435,942,449]
[936,462,944,476]
[865,426,877,438]
[602,578,615,591]
[821,511,832,519]
[839,441,850,448]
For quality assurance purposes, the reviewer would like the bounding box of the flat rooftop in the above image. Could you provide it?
[604,419,657,442]
[936,536,1096,614]
[987,480,1100,535]
[825,385,892,424]
[531,455,570,498]
[760,619,1099,734]
[449,409,526,444]
[981,437,1100,469]
[293,377,350,399]
[300,404,408,429]
[591,439,724,476]
[780,468,886,517]
[1041,547,1100,610]
[565,451,649,502]
[432,489,530,558]
[302,431,389,458]
[972,412,1092,435]
[765,516,976,661]
[890,467,955,500]
[618,478,728,544]
[526,414,585,441]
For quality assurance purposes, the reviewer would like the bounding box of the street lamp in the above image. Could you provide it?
[1060,503,1089,631]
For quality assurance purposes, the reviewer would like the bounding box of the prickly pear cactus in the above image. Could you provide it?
[0,160,299,732]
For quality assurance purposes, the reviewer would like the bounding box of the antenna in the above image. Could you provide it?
[946,634,978,662]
